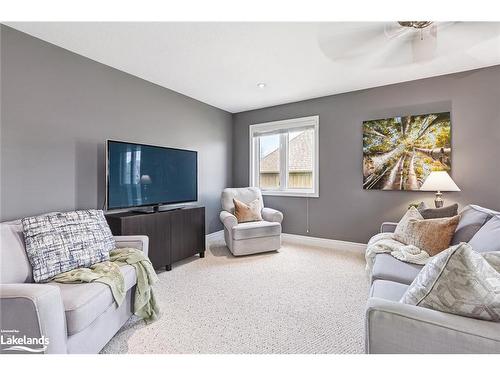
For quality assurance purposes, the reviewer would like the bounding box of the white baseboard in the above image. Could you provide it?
[207,229,366,253]
[282,233,366,253]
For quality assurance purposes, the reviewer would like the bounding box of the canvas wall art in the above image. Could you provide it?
[363,112,451,190]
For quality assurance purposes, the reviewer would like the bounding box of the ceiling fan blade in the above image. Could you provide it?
[432,21,500,58]
[383,22,413,39]
[372,33,416,67]
[317,22,392,62]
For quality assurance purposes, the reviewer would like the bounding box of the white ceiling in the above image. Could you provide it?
[6,22,500,113]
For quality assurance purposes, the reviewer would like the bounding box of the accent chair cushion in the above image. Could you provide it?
[233,198,263,223]
[22,210,115,283]
[221,187,263,213]
[417,202,459,219]
[452,204,499,245]
[232,221,281,241]
[468,215,500,253]
[401,243,500,321]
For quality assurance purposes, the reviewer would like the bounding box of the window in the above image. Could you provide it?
[249,116,319,197]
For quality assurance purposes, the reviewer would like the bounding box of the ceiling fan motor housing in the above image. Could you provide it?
[398,21,433,29]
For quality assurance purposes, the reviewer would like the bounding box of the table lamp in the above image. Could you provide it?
[420,171,460,208]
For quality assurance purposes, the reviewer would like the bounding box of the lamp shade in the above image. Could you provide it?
[420,171,460,192]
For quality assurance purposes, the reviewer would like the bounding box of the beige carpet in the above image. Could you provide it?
[101,234,370,354]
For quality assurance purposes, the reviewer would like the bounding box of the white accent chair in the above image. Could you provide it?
[220,187,283,256]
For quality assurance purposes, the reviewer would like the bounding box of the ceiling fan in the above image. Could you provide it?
[317,21,500,67]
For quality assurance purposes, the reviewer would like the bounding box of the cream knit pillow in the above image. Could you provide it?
[394,207,424,238]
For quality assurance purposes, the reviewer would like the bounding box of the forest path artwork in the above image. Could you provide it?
[363,112,451,190]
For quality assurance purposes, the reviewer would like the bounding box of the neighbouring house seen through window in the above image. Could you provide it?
[250,116,319,197]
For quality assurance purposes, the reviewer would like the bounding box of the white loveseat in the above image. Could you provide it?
[0,217,149,354]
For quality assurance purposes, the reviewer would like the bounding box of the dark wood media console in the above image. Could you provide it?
[105,206,205,271]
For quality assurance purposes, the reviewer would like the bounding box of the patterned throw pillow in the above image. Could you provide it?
[22,210,115,283]
[401,243,500,321]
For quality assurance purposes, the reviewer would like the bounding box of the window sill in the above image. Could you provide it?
[260,190,319,198]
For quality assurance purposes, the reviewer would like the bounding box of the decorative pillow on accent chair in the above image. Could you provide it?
[22,209,115,283]
[394,207,460,256]
[233,198,263,223]
[417,202,459,219]
[401,243,500,321]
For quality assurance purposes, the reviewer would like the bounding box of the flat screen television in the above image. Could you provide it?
[106,140,198,210]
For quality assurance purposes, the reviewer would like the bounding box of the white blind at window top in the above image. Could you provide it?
[252,124,315,138]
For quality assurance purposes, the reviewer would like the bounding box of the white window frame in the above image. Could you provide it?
[249,115,319,198]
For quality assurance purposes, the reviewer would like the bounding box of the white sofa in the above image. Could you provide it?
[0,217,149,354]
[366,205,500,354]
[219,187,283,256]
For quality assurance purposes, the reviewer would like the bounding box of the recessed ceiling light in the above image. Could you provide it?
[257,83,267,89]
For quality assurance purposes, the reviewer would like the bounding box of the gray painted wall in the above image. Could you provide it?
[233,66,500,243]
[2,25,500,242]
[0,26,233,233]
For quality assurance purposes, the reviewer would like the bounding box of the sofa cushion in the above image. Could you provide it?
[22,210,115,283]
[468,215,500,253]
[372,253,423,285]
[370,280,409,302]
[0,219,33,283]
[52,265,136,335]
[232,221,281,241]
[417,202,459,219]
[452,205,499,245]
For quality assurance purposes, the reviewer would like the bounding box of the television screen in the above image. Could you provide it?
[106,140,197,210]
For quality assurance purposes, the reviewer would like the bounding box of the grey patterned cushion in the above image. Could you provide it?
[22,210,114,283]
[417,202,458,219]
[401,243,500,321]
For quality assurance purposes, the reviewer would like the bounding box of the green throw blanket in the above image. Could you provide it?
[51,248,160,323]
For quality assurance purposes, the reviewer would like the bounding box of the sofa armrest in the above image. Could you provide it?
[261,207,283,224]
[114,235,149,257]
[380,222,398,233]
[220,211,238,230]
[366,297,500,354]
[0,284,67,354]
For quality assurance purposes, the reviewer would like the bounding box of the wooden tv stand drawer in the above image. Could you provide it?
[105,206,205,271]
